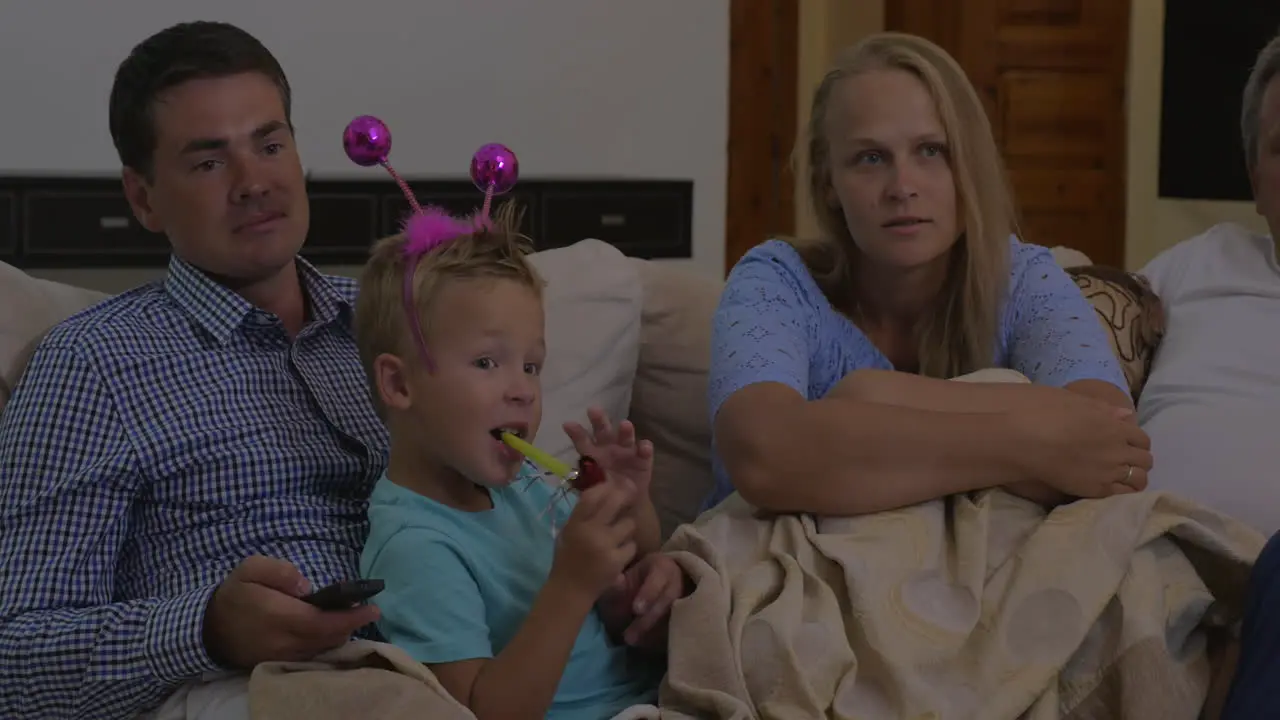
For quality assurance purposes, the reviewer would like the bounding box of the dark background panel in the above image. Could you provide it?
[0,191,15,255]
[0,177,693,267]
[1159,0,1280,200]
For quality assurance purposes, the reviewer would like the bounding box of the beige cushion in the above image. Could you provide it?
[627,259,722,539]
[528,240,643,467]
[0,261,107,412]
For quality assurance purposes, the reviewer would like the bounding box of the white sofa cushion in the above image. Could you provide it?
[517,239,644,466]
[1050,246,1092,268]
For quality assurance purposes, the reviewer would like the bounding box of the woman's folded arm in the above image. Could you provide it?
[714,379,1030,516]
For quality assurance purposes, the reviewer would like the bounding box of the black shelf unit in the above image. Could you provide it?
[0,176,693,268]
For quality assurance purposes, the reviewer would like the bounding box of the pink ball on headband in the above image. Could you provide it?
[342,115,392,167]
[470,143,519,196]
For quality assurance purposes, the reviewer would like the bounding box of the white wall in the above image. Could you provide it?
[0,0,729,290]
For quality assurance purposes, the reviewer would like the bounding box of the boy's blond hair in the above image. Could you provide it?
[354,202,543,414]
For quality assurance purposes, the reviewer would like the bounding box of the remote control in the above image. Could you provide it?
[302,579,385,611]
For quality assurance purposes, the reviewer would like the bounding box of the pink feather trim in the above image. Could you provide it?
[402,206,492,257]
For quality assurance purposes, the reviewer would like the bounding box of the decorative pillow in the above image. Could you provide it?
[527,239,643,467]
[1064,265,1166,398]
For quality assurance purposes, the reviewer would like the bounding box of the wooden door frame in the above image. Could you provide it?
[724,0,798,275]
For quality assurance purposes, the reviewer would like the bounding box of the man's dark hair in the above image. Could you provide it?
[108,21,292,179]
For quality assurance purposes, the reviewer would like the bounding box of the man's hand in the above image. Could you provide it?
[202,556,380,669]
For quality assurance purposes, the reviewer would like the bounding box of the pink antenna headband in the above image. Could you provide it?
[342,115,519,371]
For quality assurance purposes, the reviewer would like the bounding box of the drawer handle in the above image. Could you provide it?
[599,214,627,227]
[99,216,131,230]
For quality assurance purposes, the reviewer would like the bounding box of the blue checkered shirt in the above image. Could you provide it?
[0,256,389,719]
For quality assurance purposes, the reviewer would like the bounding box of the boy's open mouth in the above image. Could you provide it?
[489,427,528,441]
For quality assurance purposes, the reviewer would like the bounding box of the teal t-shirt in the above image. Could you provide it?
[360,465,661,719]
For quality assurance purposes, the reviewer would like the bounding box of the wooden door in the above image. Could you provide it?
[887,0,1131,267]
[724,0,797,275]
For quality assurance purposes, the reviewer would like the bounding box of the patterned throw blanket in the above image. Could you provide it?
[657,490,1264,719]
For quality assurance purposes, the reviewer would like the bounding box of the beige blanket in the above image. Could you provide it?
[657,489,1265,719]
[248,640,660,720]
[248,640,474,720]
[249,489,1263,720]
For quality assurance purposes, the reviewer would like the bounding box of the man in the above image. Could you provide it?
[1137,35,1280,535]
[0,22,388,719]
[1136,30,1280,720]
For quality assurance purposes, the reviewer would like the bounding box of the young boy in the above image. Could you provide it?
[353,205,688,720]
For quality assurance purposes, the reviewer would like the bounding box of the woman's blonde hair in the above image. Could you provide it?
[792,32,1015,378]
[354,202,542,412]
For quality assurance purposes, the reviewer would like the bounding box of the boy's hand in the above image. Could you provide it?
[564,407,654,495]
[598,553,690,651]
[549,479,638,601]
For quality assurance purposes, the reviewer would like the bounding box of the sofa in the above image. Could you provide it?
[0,238,1174,541]
[7,238,1262,720]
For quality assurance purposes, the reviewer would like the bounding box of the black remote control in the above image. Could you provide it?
[302,579,385,611]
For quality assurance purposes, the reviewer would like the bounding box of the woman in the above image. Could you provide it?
[706,33,1153,516]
